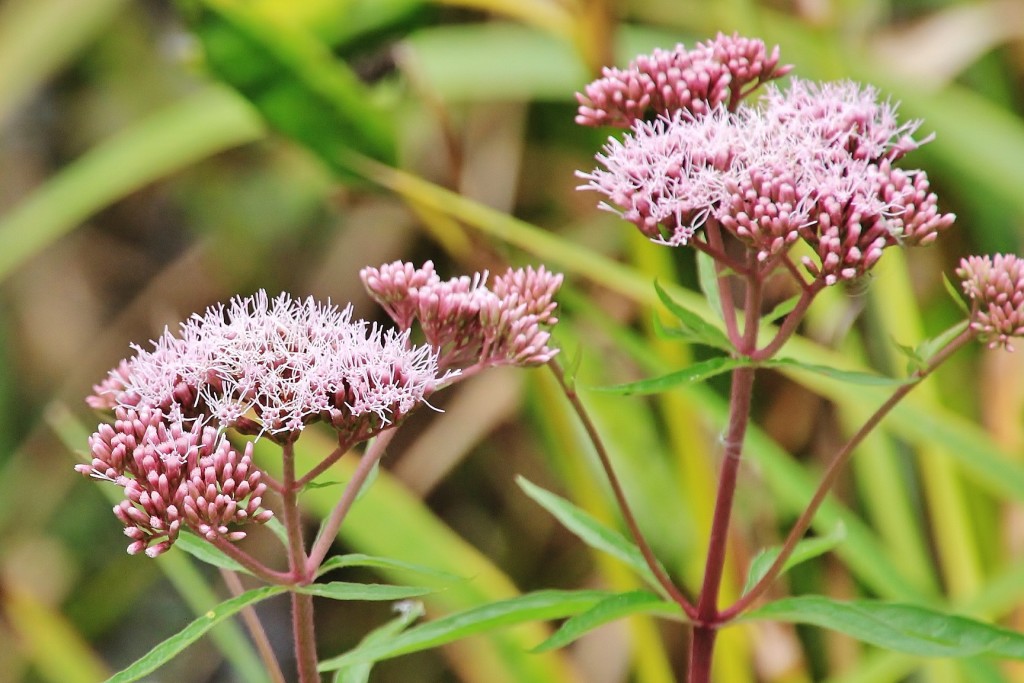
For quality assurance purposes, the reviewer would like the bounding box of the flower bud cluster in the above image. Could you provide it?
[957,254,1024,350]
[576,33,790,127]
[361,261,563,370]
[577,39,955,286]
[77,407,272,557]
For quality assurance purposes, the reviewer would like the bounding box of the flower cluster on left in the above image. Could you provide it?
[78,290,447,556]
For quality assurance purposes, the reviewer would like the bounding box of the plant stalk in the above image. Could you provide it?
[280,442,319,682]
[305,428,397,575]
[721,325,976,619]
[549,359,698,620]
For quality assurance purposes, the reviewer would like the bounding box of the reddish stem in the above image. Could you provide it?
[280,442,319,682]
[720,325,976,620]
[703,220,742,346]
[749,282,823,362]
[689,260,761,680]
[221,568,287,683]
[549,360,698,620]
[305,429,397,575]
[294,439,349,490]
[207,536,292,585]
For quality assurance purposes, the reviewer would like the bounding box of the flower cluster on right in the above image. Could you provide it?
[576,33,955,286]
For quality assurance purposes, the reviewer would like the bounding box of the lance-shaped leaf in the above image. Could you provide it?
[742,523,847,596]
[743,596,1024,658]
[516,477,668,595]
[533,590,682,652]
[654,280,732,351]
[764,358,912,387]
[317,553,464,583]
[105,585,288,683]
[593,356,750,396]
[333,601,426,683]
[186,0,396,174]
[319,590,610,671]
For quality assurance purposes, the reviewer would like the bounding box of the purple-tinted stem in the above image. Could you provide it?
[207,536,293,585]
[294,439,349,490]
[305,428,397,575]
[721,325,977,620]
[291,591,318,683]
[221,568,287,683]
[689,364,756,681]
[280,442,319,683]
[749,282,822,362]
[691,237,750,278]
[690,262,761,681]
[548,360,698,620]
[262,472,285,495]
[703,220,742,346]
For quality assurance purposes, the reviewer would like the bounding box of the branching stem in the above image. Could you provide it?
[548,359,698,620]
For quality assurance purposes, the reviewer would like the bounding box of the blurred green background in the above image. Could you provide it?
[1,0,1023,681]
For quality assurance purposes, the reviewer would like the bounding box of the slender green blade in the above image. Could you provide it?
[173,533,248,574]
[0,86,262,282]
[188,0,395,173]
[533,590,681,653]
[317,553,464,582]
[742,524,847,596]
[516,476,665,594]
[654,280,732,350]
[319,590,609,671]
[333,601,426,683]
[297,581,434,601]
[765,358,912,387]
[745,596,1024,658]
[105,585,287,683]
[592,357,748,395]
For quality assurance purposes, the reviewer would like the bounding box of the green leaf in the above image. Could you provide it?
[105,585,287,683]
[890,337,925,374]
[744,596,1024,658]
[0,86,262,282]
[592,357,748,395]
[943,272,970,314]
[515,477,666,595]
[278,427,578,683]
[304,479,342,490]
[561,345,583,393]
[333,601,426,683]
[654,280,732,350]
[173,533,247,574]
[317,553,464,583]
[400,23,583,102]
[915,320,971,365]
[295,581,434,602]
[696,251,724,322]
[765,358,912,387]
[533,591,682,652]
[762,294,801,323]
[742,523,847,595]
[318,589,610,671]
[188,0,395,174]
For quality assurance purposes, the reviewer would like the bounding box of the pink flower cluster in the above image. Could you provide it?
[77,407,272,557]
[360,261,563,370]
[83,291,448,556]
[576,33,791,127]
[89,291,444,441]
[577,37,955,286]
[957,254,1024,350]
